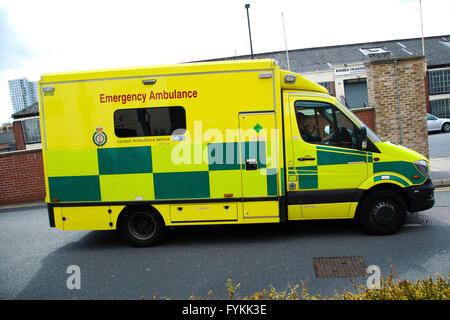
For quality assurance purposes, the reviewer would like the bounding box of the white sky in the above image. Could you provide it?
[0,0,449,124]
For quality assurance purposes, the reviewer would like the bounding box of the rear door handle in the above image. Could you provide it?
[297,157,315,161]
[245,159,258,170]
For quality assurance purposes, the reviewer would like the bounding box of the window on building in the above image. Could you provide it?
[343,78,369,109]
[21,118,41,144]
[429,69,450,95]
[114,106,186,138]
[430,99,450,118]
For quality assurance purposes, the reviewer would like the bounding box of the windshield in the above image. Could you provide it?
[335,101,381,143]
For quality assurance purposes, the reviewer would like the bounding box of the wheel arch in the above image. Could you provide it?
[356,182,410,219]
[116,204,166,230]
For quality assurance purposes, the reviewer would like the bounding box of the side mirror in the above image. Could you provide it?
[360,126,367,150]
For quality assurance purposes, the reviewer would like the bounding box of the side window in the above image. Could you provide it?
[294,100,362,149]
[114,106,186,138]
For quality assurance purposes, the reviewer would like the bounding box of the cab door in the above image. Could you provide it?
[285,94,369,219]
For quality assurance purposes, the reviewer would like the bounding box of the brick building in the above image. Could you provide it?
[209,35,450,158]
[0,103,44,205]
[11,102,42,151]
[211,35,450,119]
[366,56,429,158]
[0,149,45,204]
[0,124,15,153]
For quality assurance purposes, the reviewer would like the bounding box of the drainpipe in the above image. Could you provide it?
[394,60,403,145]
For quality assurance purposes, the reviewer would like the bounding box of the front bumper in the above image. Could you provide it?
[405,179,435,212]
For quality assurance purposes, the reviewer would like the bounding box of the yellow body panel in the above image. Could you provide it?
[46,149,99,177]
[243,201,279,218]
[300,202,353,219]
[170,203,238,222]
[99,173,154,202]
[61,206,111,230]
[53,207,64,229]
[39,59,430,231]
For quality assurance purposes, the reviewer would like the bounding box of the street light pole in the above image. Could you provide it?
[245,4,254,59]
[419,0,425,57]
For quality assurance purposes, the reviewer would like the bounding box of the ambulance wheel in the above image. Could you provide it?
[118,207,166,247]
[358,190,406,235]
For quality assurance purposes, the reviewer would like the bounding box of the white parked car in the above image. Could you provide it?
[427,113,450,133]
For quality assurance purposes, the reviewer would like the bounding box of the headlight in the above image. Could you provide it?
[414,160,430,178]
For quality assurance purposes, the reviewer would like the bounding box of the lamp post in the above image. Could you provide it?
[419,0,425,57]
[245,4,254,59]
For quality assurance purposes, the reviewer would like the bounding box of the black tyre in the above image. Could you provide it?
[442,122,450,133]
[357,190,406,235]
[118,207,166,247]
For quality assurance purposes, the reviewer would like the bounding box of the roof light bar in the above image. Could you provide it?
[284,74,296,84]
[259,72,273,79]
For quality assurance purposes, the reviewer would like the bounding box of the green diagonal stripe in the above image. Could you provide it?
[317,145,368,155]
[317,150,366,166]
[373,161,425,184]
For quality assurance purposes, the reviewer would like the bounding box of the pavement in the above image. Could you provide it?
[429,131,450,187]
[430,157,450,186]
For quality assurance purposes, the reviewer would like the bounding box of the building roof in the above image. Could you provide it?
[12,102,39,119]
[206,35,450,73]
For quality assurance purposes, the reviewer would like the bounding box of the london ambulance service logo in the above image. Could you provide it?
[93,127,107,147]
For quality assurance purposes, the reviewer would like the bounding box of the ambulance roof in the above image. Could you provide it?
[40,59,328,94]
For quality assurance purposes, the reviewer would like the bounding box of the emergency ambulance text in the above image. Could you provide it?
[100,93,147,104]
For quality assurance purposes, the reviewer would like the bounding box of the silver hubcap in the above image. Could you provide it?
[128,212,156,240]
[371,201,397,226]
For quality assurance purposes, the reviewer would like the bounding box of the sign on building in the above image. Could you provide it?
[334,65,365,76]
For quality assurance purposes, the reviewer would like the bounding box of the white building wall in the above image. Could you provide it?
[300,63,368,107]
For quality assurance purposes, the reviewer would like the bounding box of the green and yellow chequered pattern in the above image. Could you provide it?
[286,145,426,190]
[47,142,278,202]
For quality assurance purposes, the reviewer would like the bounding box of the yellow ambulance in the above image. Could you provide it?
[39,59,435,246]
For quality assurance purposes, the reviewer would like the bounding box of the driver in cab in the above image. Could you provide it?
[297,113,334,144]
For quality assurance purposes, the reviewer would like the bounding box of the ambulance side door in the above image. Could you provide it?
[285,94,369,219]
